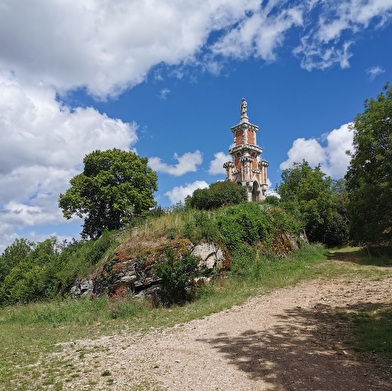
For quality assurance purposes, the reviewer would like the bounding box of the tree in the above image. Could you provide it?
[278,160,349,246]
[345,83,392,245]
[0,238,34,285]
[59,149,158,238]
[185,181,247,210]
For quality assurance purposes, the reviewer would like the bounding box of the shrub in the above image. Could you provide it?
[154,249,199,305]
[186,181,247,210]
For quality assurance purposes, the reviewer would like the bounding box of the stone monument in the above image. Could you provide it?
[223,98,269,202]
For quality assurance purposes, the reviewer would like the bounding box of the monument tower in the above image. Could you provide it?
[223,98,269,202]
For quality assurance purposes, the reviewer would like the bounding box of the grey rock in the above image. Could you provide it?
[192,242,225,269]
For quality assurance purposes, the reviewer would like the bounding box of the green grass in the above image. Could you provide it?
[0,244,391,390]
[350,307,392,359]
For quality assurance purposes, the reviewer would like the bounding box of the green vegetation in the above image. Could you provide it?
[59,148,157,239]
[185,180,247,210]
[278,160,349,247]
[0,233,117,306]
[1,245,391,390]
[346,82,392,246]
[0,200,304,307]
[155,249,200,305]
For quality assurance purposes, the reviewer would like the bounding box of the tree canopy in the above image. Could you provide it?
[278,160,349,246]
[59,149,157,238]
[345,83,392,245]
[185,180,247,210]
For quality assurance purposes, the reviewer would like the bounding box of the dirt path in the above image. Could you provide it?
[56,268,392,390]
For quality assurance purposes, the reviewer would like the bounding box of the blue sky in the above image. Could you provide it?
[1,0,392,252]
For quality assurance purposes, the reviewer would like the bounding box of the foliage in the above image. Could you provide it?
[59,148,158,239]
[278,160,349,246]
[154,249,199,305]
[183,211,220,243]
[0,238,34,285]
[185,180,247,210]
[0,234,117,306]
[345,83,392,245]
[0,198,307,307]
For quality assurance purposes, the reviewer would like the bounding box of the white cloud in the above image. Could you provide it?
[211,3,304,61]
[323,123,354,178]
[165,181,209,204]
[0,72,138,241]
[294,0,392,70]
[1,1,388,101]
[280,123,354,178]
[159,88,171,99]
[0,0,262,98]
[367,66,385,80]
[149,151,203,176]
[208,152,231,175]
[280,138,327,170]
[265,188,281,199]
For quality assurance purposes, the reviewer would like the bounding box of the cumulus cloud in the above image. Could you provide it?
[0,0,389,100]
[208,152,232,175]
[0,0,261,98]
[280,123,353,178]
[165,181,209,204]
[367,66,385,80]
[0,72,138,244]
[149,151,203,176]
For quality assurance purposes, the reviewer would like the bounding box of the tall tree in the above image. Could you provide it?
[345,83,392,245]
[59,149,158,238]
[278,160,349,246]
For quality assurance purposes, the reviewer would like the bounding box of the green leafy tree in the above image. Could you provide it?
[0,238,34,284]
[0,238,59,305]
[186,181,247,210]
[59,149,158,238]
[345,83,392,245]
[278,161,349,246]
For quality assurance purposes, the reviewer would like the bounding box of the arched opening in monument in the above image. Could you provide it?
[252,181,260,202]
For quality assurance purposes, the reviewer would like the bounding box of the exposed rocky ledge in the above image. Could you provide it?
[70,240,228,299]
[70,231,307,300]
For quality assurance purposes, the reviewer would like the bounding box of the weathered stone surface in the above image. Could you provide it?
[70,279,93,299]
[70,240,228,299]
[191,242,225,269]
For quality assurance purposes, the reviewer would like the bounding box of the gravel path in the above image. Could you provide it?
[55,270,392,390]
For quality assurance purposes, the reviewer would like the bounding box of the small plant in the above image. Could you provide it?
[166,228,177,240]
[155,249,199,305]
[101,370,111,376]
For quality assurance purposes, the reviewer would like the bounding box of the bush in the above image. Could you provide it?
[0,234,117,306]
[186,181,247,210]
[154,249,199,305]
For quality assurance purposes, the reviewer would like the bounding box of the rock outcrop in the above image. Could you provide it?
[70,239,228,299]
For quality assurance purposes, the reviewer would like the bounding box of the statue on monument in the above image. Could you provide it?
[240,98,247,117]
